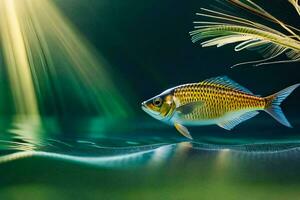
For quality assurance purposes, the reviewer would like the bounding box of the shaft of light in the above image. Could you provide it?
[0,0,134,148]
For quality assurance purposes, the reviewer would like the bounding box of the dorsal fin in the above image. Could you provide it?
[201,76,253,94]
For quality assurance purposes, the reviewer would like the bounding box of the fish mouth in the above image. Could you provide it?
[141,102,148,112]
[141,101,154,114]
[141,101,161,118]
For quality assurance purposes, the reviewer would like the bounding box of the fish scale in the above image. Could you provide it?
[174,82,265,120]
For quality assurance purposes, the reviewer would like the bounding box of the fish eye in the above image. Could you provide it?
[153,97,162,107]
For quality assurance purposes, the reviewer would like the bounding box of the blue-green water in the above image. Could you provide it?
[2,118,300,199]
[1,0,300,199]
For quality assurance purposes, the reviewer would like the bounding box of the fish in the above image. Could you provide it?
[141,76,299,139]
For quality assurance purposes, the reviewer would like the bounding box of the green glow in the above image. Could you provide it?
[0,0,132,119]
[0,0,134,146]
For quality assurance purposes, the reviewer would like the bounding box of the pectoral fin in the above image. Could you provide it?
[177,101,204,115]
[217,111,259,130]
[174,122,193,139]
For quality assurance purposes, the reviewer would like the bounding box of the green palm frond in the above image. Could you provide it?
[289,0,300,16]
[190,0,300,67]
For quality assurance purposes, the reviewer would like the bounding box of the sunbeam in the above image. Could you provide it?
[0,0,134,147]
[0,0,133,119]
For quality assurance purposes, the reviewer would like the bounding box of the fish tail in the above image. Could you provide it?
[264,83,300,128]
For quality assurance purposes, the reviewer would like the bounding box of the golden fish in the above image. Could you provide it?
[141,76,299,139]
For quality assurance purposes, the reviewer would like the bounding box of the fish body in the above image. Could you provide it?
[141,76,299,139]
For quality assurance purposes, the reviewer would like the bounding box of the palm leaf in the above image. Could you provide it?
[289,0,300,16]
[190,0,300,67]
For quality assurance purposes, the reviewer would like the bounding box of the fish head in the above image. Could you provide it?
[141,90,176,121]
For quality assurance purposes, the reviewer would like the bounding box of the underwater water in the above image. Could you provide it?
[0,0,300,199]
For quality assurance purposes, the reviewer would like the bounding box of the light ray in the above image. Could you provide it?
[0,0,133,144]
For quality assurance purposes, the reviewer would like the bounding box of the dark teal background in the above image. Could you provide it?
[55,0,300,107]
[0,0,300,199]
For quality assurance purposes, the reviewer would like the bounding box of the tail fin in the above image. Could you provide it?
[264,84,300,128]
